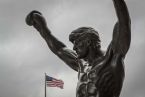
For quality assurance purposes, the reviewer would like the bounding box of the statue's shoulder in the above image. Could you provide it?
[92,43,125,75]
[91,56,105,71]
[91,43,114,71]
[92,45,112,68]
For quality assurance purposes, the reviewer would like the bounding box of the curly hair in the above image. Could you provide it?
[69,27,101,49]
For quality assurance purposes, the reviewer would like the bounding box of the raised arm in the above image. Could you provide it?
[112,0,131,57]
[26,11,79,71]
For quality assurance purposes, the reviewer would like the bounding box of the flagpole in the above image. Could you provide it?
[45,73,46,97]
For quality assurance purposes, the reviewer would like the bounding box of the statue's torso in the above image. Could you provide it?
[76,59,103,97]
[76,49,125,97]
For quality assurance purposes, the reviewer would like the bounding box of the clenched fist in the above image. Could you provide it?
[25,10,47,32]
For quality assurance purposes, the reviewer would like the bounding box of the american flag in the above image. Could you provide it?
[45,75,64,89]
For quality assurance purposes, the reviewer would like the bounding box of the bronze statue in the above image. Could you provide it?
[26,0,131,97]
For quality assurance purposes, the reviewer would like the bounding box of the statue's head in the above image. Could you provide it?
[69,27,101,58]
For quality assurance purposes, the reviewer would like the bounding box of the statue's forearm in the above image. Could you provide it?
[26,11,66,51]
[113,0,130,23]
[41,28,66,54]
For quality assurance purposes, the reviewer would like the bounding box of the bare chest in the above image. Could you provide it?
[76,61,102,97]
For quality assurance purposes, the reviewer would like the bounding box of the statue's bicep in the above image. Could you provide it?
[111,22,131,56]
[57,48,79,71]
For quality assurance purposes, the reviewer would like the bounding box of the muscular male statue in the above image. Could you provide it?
[26,0,131,97]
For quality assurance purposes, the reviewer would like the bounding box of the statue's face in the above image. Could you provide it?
[73,38,89,58]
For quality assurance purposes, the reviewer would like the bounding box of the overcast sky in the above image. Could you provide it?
[0,0,145,97]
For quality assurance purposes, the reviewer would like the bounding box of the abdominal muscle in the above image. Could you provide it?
[76,69,99,97]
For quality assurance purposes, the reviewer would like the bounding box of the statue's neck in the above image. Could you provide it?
[83,48,103,65]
